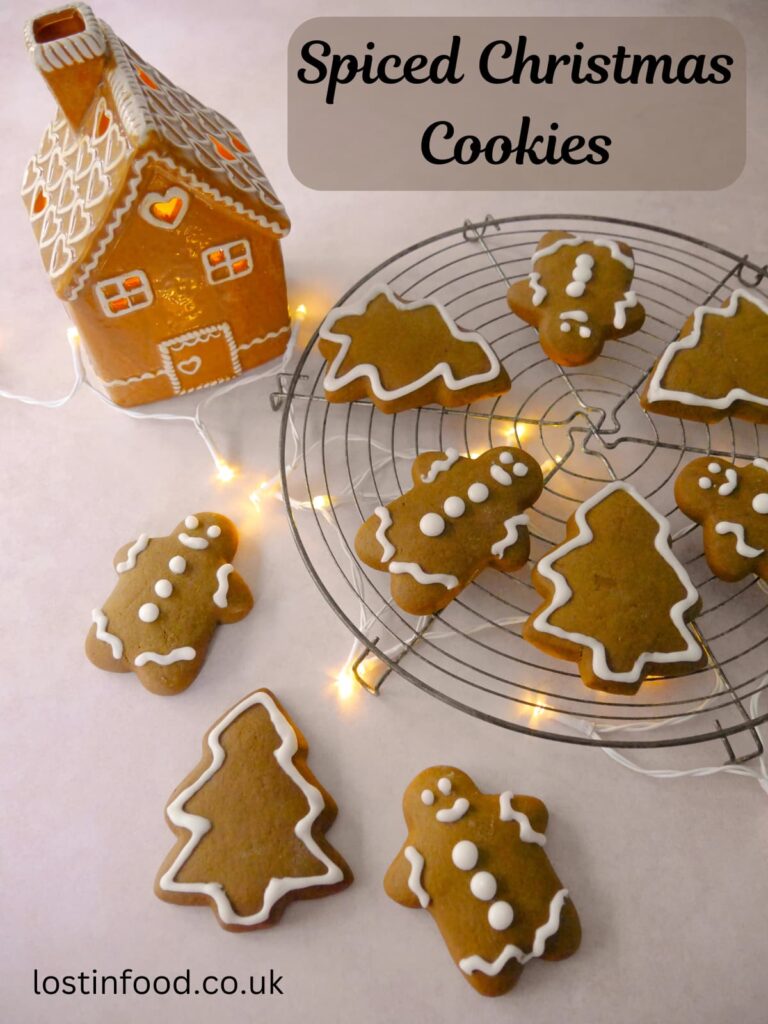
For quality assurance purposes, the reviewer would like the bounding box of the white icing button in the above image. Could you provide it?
[560,322,571,333]
[443,496,465,518]
[207,525,222,538]
[490,465,513,486]
[421,789,435,806]
[513,463,529,477]
[708,463,722,474]
[154,579,173,598]
[698,477,713,490]
[470,871,497,901]
[184,515,199,529]
[451,840,478,871]
[138,602,159,623]
[468,483,489,503]
[579,326,591,338]
[499,452,514,464]
[752,494,768,515]
[420,512,445,538]
[169,556,187,574]
[437,776,452,796]
[488,900,514,930]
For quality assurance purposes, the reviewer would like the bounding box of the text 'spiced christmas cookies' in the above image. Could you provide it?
[524,482,704,694]
[675,457,768,582]
[506,230,645,366]
[86,512,252,695]
[384,766,581,997]
[642,290,768,424]
[156,688,352,930]
[355,446,544,615]
[318,283,510,413]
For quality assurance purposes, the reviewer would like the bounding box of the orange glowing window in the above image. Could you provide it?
[201,239,253,285]
[94,108,111,139]
[32,189,47,215]
[95,270,153,318]
[228,133,249,154]
[209,135,236,161]
[135,65,159,90]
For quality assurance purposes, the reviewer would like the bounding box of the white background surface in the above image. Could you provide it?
[1,0,767,1022]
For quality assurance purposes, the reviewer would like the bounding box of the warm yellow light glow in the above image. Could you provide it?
[335,666,357,701]
[294,303,308,320]
[532,700,547,719]
[541,454,564,475]
[312,494,331,510]
[66,326,81,346]
[216,460,236,483]
[505,422,532,444]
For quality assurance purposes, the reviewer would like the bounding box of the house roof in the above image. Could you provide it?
[22,5,290,299]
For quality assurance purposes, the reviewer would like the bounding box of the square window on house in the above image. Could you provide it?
[201,239,253,285]
[95,270,153,318]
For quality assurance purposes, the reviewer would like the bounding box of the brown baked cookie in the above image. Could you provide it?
[524,482,704,694]
[355,446,544,615]
[155,688,352,931]
[675,456,768,582]
[507,230,645,366]
[318,283,510,413]
[641,289,768,424]
[86,512,252,696]
[384,766,581,998]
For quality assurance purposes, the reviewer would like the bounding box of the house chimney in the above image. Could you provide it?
[24,4,107,128]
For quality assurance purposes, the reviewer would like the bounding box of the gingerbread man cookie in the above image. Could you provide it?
[156,689,352,930]
[524,482,704,693]
[675,457,768,582]
[642,289,768,424]
[384,766,581,997]
[506,230,645,366]
[86,512,252,695]
[355,446,544,615]
[318,283,511,413]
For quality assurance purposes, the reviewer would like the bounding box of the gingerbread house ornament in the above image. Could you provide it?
[22,4,291,407]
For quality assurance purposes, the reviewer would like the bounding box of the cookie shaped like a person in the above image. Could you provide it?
[156,689,352,930]
[675,457,768,582]
[524,482,704,694]
[86,512,252,695]
[642,290,768,424]
[355,446,544,615]
[384,766,581,997]
[319,283,511,413]
[507,230,645,366]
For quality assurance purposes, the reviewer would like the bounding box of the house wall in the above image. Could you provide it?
[68,162,290,407]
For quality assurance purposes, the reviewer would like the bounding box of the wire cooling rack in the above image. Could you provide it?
[277,214,768,757]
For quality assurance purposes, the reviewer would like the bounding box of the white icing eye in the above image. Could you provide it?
[579,326,591,338]
[698,477,712,490]
[753,493,768,515]
[468,483,489,503]
[169,556,186,574]
[443,496,465,518]
[717,469,738,496]
[470,871,497,901]
[154,579,173,598]
[420,512,445,537]
[138,602,159,623]
[184,515,199,529]
[708,463,722,474]
[499,452,514,464]
[451,840,478,871]
[490,465,512,486]
[560,322,571,333]
[420,789,435,806]
[207,525,222,538]
[437,776,452,795]
[513,463,528,478]
[488,900,514,930]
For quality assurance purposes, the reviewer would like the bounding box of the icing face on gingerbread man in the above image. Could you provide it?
[384,767,581,997]
[506,230,645,366]
[675,457,768,582]
[355,446,544,616]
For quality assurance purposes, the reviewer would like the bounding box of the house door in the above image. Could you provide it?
[159,322,242,394]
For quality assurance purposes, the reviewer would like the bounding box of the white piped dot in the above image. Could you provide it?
[560,322,571,333]
[699,477,713,490]
[468,483,489,503]
[154,579,173,598]
[138,602,159,623]
[708,463,722,474]
[488,900,514,930]
[499,452,514,464]
[421,789,435,806]
[470,871,497,901]
[207,525,222,538]
[184,515,199,529]
[753,493,768,515]
[579,326,591,338]
[420,512,445,538]
[451,840,478,871]
[443,496,465,518]
[437,777,452,796]
[169,556,186,574]
[490,465,513,486]
[513,463,529,477]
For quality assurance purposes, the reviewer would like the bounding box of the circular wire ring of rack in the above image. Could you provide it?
[279,214,768,751]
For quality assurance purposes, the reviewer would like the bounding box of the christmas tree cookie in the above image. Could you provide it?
[384,766,581,997]
[355,446,544,615]
[642,290,768,424]
[506,230,645,366]
[319,283,510,413]
[155,689,352,930]
[675,456,768,582]
[524,482,704,694]
[86,512,252,696]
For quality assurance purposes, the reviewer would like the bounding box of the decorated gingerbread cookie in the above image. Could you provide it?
[355,446,544,615]
[318,283,510,413]
[524,482,704,694]
[384,766,581,997]
[642,289,768,424]
[675,457,768,582]
[155,688,352,930]
[506,230,645,366]
[86,512,252,696]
